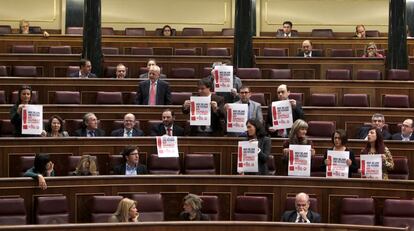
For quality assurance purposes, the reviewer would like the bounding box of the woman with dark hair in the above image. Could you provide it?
[161,25,173,36]
[10,85,35,137]
[322,129,357,178]
[179,194,209,221]
[282,119,315,156]
[24,153,55,190]
[41,115,69,137]
[360,127,394,179]
[245,118,270,175]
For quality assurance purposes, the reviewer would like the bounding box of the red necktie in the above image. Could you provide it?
[167,128,172,136]
[149,81,156,105]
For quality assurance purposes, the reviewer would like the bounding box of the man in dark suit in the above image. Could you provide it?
[136,65,171,105]
[183,78,225,136]
[392,118,414,141]
[296,40,322,57]
[74,113,106,137]
[111,113,144,137]
[69,59,97,78]
[113,145,147,175]
[281,192,321,223]
[139,59,167,79]
[150,109,185,136]
[276,21,299,38]
[357,113,392,140]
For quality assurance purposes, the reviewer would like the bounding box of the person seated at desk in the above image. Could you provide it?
[114,63,127,79]
[357,113,391,140]
[10,85,39,137]
[362,42,384,58]
[282,119,316,157]
[72,155,99,176]
[19,19,49,37]
[108,198,139,222]
[136,65,171,105]
[113,145,148,175]
[111,113,144,137]
[74,113,106,137]
[354,24,366,38]
[139,59,167,79]
[41,115,69,137]
[281,192,321,223]
[276,21,298,38]
[24,153,55,190]
[244,119,270,175]
[392,118,414,141]
[69,59,97,78]
[150,109,185,136]
[179,194,210,221]
[162,25,174,36]
[297,40,322,57]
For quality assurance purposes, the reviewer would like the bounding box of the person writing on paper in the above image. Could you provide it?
[283,119,315,157]
[24,153,54,190]
[112,145,148,175]
[41,115,69,137]
[244,118,270,175]
[281,192,321,223]
[322,129,357,178]
[360,127,394,180]
[267,84,304,138]
[10,85,38,137]
[179,194,210,221]
[108,198,139,222]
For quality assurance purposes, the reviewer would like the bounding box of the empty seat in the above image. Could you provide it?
[36,196,69,224]
[109,155,123,174]
[269,69,292,79]
[96,91,123,104]
[383,199,414,228]
[90,196,123,223]
[383,94,409,108]
[311,155,325,177]
[11,90,39,104]
[307,121,336,138]
[356,69,382,80]
[310,93,336,106]
[54,91,81,104]
[0,25,12,34]
[148,154,180,174]
[366,30,380,37]
[289,92,304,105]
[0,91,5,104]
[102,47,119,55]
[340,198,375,225]
[388,157,409,180]
[30,26,42,34]
[221,28,234,36]
[330,49,354,57]
[11,45,35,53]
[250,93,266,106]
[131,194,164,221]
[66,27,83,35]
[203,67,212,77]
[343,94,369,107]
[236,68,261,79]
[125,28,146,36]
[0,197,27,225]
[131,47,153,55]
[0,65,7,76]
[12,66,37,77]
[0,119,14,137]
[49,46,72,54]
[101,27,114,35]
[171,68,196,78]
[182,27,204,36]
[387,69,411,80]
[174,48,196,55]
[171,92,192,105]
[199,195,219,220]
[263,48,286,56]
[66,66,80,77]
[206,48,229,56]
[233,196,269,221]
[326,69,351,80]
[64,119,83,136]
[311,29,334,37]
[184,154,216,175]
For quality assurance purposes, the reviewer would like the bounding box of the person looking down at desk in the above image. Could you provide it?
[179,194,210,221]
[24,153,55,190]
[281,192,321,223]
[354,24,366,38]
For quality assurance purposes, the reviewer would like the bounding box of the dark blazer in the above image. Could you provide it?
[113,163,148,175]
[150,123,185,136]
[392,132,414,141]
[296,50,322,57]
[357,126,392,140]
[322,148,358,178]
[245,136,271,175]
[281,210,321,223]
[267,101,305,137]
[179,211,210,221]
[139,73,167,79]
[136,79,172,105]
[182,94,225,136]
[276,30,299,38]
[69,71,97,78]
[110,128,144,137]
[74,128,106,137]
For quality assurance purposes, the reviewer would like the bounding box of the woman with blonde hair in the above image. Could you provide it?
[73,155,99,176]
[179,194,209,221]
[282,119,315,156]
[362,42,384,58]
[108,198,139,222]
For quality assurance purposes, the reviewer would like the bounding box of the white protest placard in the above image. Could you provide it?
[288,145,311,176]
[270,100,293,130]
[326,150,350,178]
[360,154,382,179]
[190,96,211,126]
[213,65,233,92]
[21,104,43,135]
[226,104,248,133]
[156,136,179,157]
[237,141,259,173]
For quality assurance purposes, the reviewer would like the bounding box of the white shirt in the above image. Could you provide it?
[123,129,133,137]
[295,213,310,223]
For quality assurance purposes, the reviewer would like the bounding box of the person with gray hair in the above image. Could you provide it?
[357,113,391,140]
[179,194,210,221]
[281,192,321,223]
[136,65,171,105]
[74,113,105,137]
[282,119,315,157]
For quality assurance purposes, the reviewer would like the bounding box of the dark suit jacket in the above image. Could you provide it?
[139,72,167,79]
[110,128,144,137]
[183,94,225,136]
[245,136,271,175]
[296,50,322,57]
[136,79,172,105]
[150,123,185,136]
[392,132,414,140]
[74,128,106,137]
[276,30,299,38]
[267,101,305,137]
[322,148,358,178]
[113,163,148,175]
[281,210,321,223]
[69,71,97,78]
[357,126,392,140]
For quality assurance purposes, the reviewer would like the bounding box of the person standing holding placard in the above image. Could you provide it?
[245,119,271,175]
[10,85,38,137]
[360,127,394,180]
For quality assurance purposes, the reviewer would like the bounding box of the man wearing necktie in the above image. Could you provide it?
[112,145,148,175]
[296,40,322,57]
[111,113,145,137]
[150,109,185,136]
[74,113,106,137]
[136,65,171,105]
[281,192,321,223]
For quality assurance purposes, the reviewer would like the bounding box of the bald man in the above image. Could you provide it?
[110,113,144,137]
[281,192,321,223]
[297,40,322,57]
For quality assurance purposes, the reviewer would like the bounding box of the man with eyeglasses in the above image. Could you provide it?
[357,113,392,140]
[225,86,263,123]
[281,192,321,223]
[392,119,414,141]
